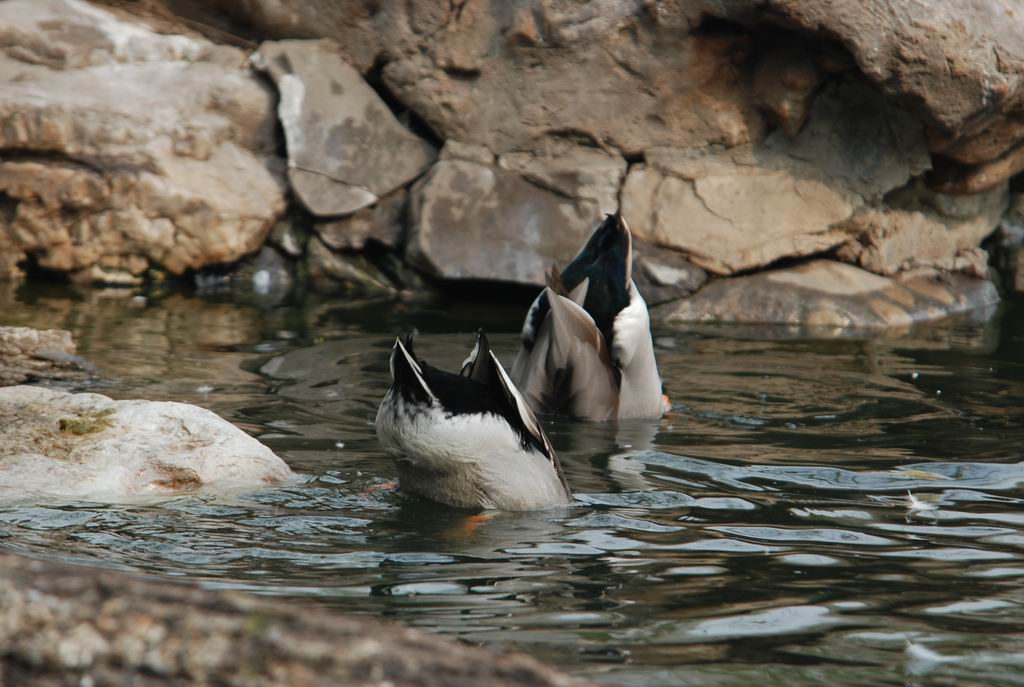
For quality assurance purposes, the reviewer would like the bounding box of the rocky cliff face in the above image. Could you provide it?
[3,0,1022,327]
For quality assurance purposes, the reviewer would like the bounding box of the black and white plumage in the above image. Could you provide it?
[510,212,667,421]
[375,332,573,511]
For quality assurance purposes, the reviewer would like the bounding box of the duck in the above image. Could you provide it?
[375,331,573,511]
[510,211,667,421]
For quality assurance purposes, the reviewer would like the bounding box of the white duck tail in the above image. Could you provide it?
[376,332,572,511]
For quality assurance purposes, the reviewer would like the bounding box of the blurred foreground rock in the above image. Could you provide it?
[0,386,291,499]
[0,327,92,386]
[0,552,595,687]
[660,260,1000,330]
[0,0,285,284]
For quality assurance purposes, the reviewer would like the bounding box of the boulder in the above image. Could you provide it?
[381,4,765,155]
[0,552,598,687]
[659,260,1000,330]
[316,189,407,251]
[406,144,626,285]
[632,240,708,305]
[717,0,1024,170]
[0,386,291,499]
[992,195,1024,297]
[0,327,92,387]
[836,183,1009,277]
[151,0,1024,185]
[0,0,286,283]
[621,82,930,275]
[306,236,399,293]
[254,40,436,217]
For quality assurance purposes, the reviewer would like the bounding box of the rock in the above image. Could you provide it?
[0,0,285,283]
[659,260,1000,330]
[0,386,291,499]
[151,0,397,73]
[621,82,930,275]
[836,183,1008,277]
[719,0,1024,171]
[927,145,1024,195]
[307,236,398,293]
[440,140,496,165]
[990,196,1024,296]
[0,327,92,387]
[497,141,626,209]
[0,552,598,687]
[254,39,436,217]
[316,189,407,251]
[632,240,708,305]
[752,43,820,139]
[268,216,310,257]
[380,2,765,154]
[407,146,625,285]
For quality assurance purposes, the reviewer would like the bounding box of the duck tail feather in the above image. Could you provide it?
[392,336,434,403]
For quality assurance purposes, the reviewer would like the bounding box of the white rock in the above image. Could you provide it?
[0,386,291,500]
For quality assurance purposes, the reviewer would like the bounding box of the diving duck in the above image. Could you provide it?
[375,331,573,510]
[510,212,667,421]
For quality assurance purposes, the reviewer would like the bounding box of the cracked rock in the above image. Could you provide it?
[659,259,999,330]
[406,147,626,286]
[837,183,1009,277]
[621,82,930,275]
[254,39,436,217]
[0,0,286,283]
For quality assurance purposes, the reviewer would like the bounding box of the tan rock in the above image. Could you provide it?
[0,0,285,283]
[660,260,999,330]
[315,189,407,251]
[253,39,436,216]
[753,43,820,139]
[837,182,1008,276]
[381,5,765,154]
[622,83,930,275]
[406,148,625,285]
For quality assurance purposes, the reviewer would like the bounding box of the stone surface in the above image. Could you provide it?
[718,0,1024,170]
[254,39,436,216]
[381,4,764,155]
[268,216,310,257]
[316,189,407,251]
[0,552,596,687]
[0,386,292,499]
[146,0,1024,188]
[407,147,625,285]
[752,43,820,139]
[928,144,1024,195]
[621,83,930,275]
[307,235,398,293]
[0,327,92,387]
[0,0,285,283]
[991,195,1024,296]
[660,260,1000,330]
[633,239,708,305]
[837,183,1008,277]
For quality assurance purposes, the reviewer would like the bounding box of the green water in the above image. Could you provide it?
[2,282,1024,686]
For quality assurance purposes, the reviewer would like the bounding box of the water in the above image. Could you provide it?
[3,282,1024,686]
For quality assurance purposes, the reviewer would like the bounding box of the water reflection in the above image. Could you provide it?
[2,282,1024,686]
